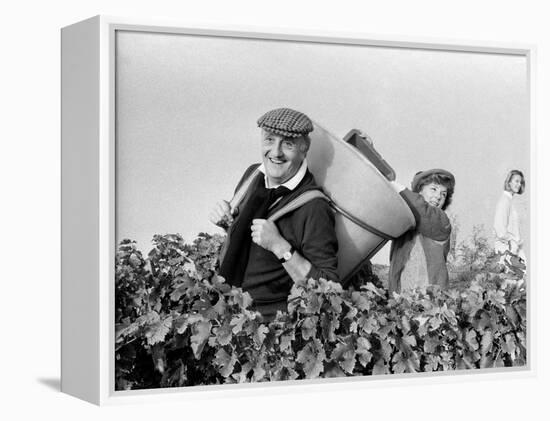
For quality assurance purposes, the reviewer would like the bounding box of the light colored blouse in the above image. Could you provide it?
[493,191,522,256]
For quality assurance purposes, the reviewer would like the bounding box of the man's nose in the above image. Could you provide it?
[271,140,284,156]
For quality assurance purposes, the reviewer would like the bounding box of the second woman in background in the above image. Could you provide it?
[493,169,526,261]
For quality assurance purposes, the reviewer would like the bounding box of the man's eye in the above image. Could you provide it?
[283,141,295,149]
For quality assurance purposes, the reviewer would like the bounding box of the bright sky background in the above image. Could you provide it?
[115,30,529,264]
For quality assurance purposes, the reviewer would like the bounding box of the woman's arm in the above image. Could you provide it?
[391,182,451,241]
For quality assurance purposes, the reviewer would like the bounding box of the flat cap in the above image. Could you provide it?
[257,108,314,138]
[411,168,455,191]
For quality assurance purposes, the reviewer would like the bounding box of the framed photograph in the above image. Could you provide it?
[61,16,533,405]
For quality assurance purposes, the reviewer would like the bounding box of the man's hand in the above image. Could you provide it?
[250,219,289,256]
[209,200,235,229]
[251,218,313,281]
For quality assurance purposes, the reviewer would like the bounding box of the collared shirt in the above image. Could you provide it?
[257,159,308,190]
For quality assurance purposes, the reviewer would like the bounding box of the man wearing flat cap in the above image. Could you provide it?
[210,107,339,319]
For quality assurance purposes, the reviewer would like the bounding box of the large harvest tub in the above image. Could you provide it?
[307,123,416,283]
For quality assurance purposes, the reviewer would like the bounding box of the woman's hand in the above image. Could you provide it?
[390,180,406,193]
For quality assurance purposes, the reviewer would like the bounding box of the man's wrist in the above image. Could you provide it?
[272,240,292,260]
[278,246,295,263]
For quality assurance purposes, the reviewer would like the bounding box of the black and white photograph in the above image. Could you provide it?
[114,28,529,390]
[8,1,550,418]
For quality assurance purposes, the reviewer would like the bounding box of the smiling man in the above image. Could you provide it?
[209,108,339,319]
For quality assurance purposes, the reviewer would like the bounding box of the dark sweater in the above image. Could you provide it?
[226,164,339,317]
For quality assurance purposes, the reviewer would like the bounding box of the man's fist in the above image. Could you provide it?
[250,219,287,254]
[209,200,235,229]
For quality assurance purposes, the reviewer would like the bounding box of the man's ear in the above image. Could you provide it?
[300,135,311,153]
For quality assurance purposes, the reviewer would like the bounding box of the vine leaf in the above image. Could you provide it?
[480,330,493,355]
[331,340,356,374]
[145,315,172,346]
[253,324,269,347]
[464,329,479,352]
[356,337,373,367]
[301,316,318,340]
[280,332,295,352]
[214,322,233,346]
[372,359,390,375]
[191,321,212,358]
[296,339,326,379]
[214,348,237,378]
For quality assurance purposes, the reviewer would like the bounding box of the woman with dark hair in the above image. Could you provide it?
[493,170,526,261]
[388,169,456,294]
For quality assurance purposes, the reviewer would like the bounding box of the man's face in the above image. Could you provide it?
[261,129,307,186]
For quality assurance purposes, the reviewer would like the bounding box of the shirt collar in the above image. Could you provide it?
[258,158,308,190]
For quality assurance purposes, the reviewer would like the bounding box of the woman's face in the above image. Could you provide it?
[419,182,448,209]
[508,174,523,194]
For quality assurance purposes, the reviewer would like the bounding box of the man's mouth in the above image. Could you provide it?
[268,157,286,165]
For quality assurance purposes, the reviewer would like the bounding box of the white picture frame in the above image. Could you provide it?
[61,15,535,405]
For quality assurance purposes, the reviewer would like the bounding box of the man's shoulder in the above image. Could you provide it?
[234,163,262,192]
[286,195,336,242]
[241,163,262,180]
[291,194,333,220]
